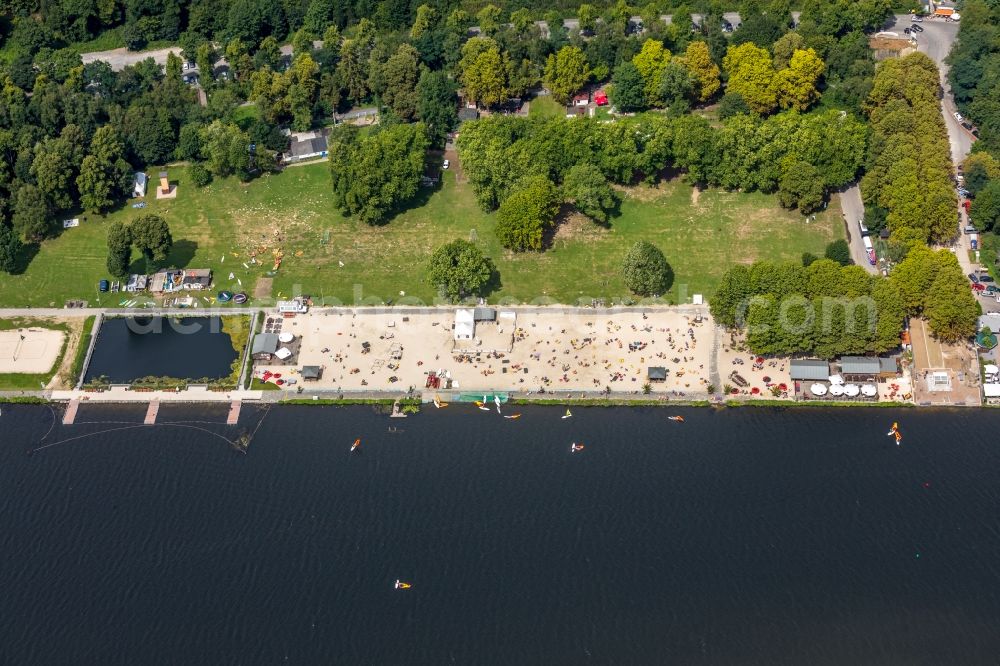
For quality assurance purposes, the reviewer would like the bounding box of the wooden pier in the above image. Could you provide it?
[226,400,242,425]
[144,400,160,424]
[62,398,80,425]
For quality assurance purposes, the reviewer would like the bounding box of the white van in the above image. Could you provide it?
[858,220,870,237]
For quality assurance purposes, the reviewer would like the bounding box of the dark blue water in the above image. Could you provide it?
[85,317,237,382]
[2,404,1000,664]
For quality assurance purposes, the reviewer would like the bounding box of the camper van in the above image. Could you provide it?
[858,220,869,237]
[863,236,876,265]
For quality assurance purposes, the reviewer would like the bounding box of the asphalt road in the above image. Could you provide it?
[838,185,878,275]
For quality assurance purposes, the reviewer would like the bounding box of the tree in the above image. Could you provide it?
[659,60,696,111]
[329,123,430,224]
[774,48,825,111]
[711,265,752,328]
[965,159,992,198]
[924,257,979,342]
[376,44,421,121]
[411,4,437,39]
[632,39,672,107]
[459,37,509,108]
[970,181,1000,231]
[563,162,619,224]
[30,133,81,210]
[772,32,805,70]
[622,240,673,296]
[723,43,777,114]
[106,221,132,276]
[544,46,590,105]
[578,4,599,33]
[427,239,497,300]
[824,239,852,266]
[778,160,826,213]
[416,70,458,148]
[12,184,52,242]
[476,4,502,36]
[199,120,251,179]
[494,175,560,251]
[0,222,22,273]
[77,125,132,213]
[681,41,721,103]
[718,92,750,119]
[291,28,315,58]
[130,214,173,263]
[609,61,646,112]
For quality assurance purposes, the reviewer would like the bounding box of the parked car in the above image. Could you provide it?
[442,159,450,169]
[969,272,981,283]
[986,285,1000,295]
[911,15,923,22]
[99,279,109,292]
[981,275,995,283]
[954,111,964,122]
[912,23,924,32]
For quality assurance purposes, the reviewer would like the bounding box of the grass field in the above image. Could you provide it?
[0,162,844,307]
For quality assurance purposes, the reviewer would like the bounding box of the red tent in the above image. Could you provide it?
[594,90,608,106]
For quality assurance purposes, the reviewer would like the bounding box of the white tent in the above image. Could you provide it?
[844,384,860,397]
[985,364,999,375]
[278,331,295,343]
[275,347,292,360]
[829,384,845,397]
[829,374,844,385]
[861,384,878,397]
[810,383,827,396]
[454,309,475,341]
[984,384,1000,398]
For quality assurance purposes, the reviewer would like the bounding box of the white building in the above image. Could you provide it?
[454,309,475,341]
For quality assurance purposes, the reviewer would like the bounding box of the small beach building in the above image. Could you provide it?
[251,333,280,360]
[181,268,212,290]
[790,359,830,382]
[647,366,667,382]
[454,309,475,341]
[277,298,308,314]
[301,365,322,381]
[473,307,496,322]
[840,356,880,383]
[878,356,900,378]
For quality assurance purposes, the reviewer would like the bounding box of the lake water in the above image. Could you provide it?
[84,317,237,383]
[2,404,1000,664]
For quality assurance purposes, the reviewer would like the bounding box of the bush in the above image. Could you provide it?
[189,163,213,187]
[621,240,674,296]
[824,239,852,266]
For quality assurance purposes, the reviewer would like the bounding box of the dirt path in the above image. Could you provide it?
[51,318,86,389]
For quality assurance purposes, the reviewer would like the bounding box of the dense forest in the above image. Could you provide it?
[948,0,1000,254]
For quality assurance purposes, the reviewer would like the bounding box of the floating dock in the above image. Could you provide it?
[144,400,160,424]
[227,400,242,425]
[62,398,80,425]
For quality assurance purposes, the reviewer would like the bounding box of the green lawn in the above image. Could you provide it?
[528,95,566,120]
[1,162,844,307]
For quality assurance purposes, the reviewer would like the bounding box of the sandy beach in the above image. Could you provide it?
[254,306,714,397]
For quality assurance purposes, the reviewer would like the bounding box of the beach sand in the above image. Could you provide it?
[255,307,713,397]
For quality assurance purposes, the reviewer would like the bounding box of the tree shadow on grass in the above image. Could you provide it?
[541,202,621,251]
[166,239,199,269]
[377,181,439,226]
[9,242,40,275]
[481,265,503,299]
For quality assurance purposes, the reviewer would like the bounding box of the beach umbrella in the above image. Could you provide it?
[778,383,787,391]
[751,387,760,395]
[762,376,771,383]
